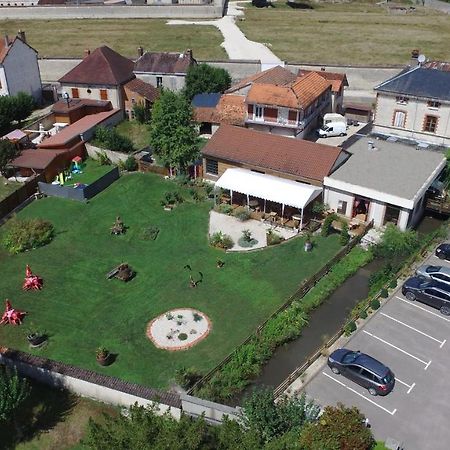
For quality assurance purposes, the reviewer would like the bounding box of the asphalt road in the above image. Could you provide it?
[303,248,450,450]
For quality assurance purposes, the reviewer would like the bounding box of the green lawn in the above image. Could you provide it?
[0,178,23,202]
[115,120,151,151]
[65,159,113,186]
[0,173,341,388]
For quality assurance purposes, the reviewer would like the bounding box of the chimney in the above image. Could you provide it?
[84,49,91,58]
[17,30,26,43]
[410,49,419,67]
[137,46,144,58]
[4,34,9,47]
[185,49,193,60]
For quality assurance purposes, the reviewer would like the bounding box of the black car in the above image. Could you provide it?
[435,243,450,260]
[402,276,450,315]
[327,349,395,396]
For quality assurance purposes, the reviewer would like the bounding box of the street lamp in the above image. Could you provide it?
[62,92,70,108]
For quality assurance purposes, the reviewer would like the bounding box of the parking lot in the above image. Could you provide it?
[303,250,450,450]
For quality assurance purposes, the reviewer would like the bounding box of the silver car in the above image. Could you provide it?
[416,265,450,286]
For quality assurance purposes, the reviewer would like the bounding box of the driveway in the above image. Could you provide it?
[296,248,450,449]
[305,121,369,147]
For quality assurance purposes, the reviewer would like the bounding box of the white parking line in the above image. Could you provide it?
[322,372,397,416]
[395,296,450,323]
[395,377,416,394]
[380,312,446,347]
[362,330,432,369]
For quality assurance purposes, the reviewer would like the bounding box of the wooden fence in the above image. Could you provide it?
[0,173,46,221]
[272,225,446,398]
[188,221,373,395]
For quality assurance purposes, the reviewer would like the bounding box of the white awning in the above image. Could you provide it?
[215,168,322,210]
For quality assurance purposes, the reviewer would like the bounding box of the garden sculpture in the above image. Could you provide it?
[184,265,203,288]
[0,300,27,326]
[23,264,43,291]
[111,216,125,235]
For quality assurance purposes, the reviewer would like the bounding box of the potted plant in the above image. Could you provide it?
[26,328,47,348]
[96,347,110,366]
[304,231,313,252]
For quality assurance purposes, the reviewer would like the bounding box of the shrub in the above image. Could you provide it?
[359,309,368,320]
[174,366,202,389]
[344,321,357,336]
[93,126,135,154]
[209,231,234,250]
[174,174,191,186]
[339,222,350,246]
[266,229,284,246]
[321,213,337,237]
[192,312,203,322]
[233,206,251,221]
[191,189,205,203]
[123,156,137,172]
[312,202,328,217]
[217,203,233,215]
[3,218,55,254]
[160,191,184,207]
[132,103,151,124]
[96,151,111,166]
[178,333,188,341]
[389,279,397,289]
[141,225,160,241]
[370,298,381,309]
[373,224,419,261]
[379,288,388,298]
[368,263,396,295]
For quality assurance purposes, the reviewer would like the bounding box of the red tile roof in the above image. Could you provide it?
[39,109,121,148]
[11,149,66,170]
[227,65,297,93]
[134,50,196,74]
[422,61,450,72]
[291,72,331,108]
[298,69,349,93]
[194,95,246,126]
[202,124,344,182]
[51,98,112,114]
[59,46,135,86]
[124,78,160,102]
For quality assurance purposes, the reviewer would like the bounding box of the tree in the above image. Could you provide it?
[10,92,34,126]
[299,404,374,450]
[242,388,320,444]
[0,95,14,136]
[0,366,30,423]
[373,223,419,261]
[132,102,151,124]
[184,63,232,100]
[149,90,199,173]
[0,139,21,176]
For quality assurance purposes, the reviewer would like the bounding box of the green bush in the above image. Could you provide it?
[3,218,55,254]
[174,174,191,186]
[312,201,329,217]
[96,151,111,166]
[266,229,284,246]
[321,213,337,237]
[389,279,397,289]
[174,366,202,389]
[160,191,184,207]
[380,288,388,298]
[370,298,381,309]
[344,321,357,336]
[233,206,251,221]
[216,203,233,215]
[209,231,234,250]
[359,309,368,320]
[123,156,137,171]
[339,222,350,246]
[93,126,135,154]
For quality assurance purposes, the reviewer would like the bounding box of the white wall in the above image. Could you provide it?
[373,93,450,146]
[323,187,354,217]
[61,84,122,109]
[0,67,8,96]
[2,39,42,102]
[135,73,186,91]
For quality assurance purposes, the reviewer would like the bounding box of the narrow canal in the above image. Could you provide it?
[233,214,446,406]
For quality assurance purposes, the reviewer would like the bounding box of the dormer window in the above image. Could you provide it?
[254,105,264,121]
[396,96,409,105]
[427,100,441,109]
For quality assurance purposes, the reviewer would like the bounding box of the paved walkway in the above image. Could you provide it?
[168,2,282,64]
[209,210,297,252]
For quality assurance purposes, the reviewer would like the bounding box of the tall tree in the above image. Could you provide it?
[299,404,374,450]
[0,95,14,136]
[149,90,199,173]
[0,139,21,176]
[184,63,232,100]
[0,366,30,423]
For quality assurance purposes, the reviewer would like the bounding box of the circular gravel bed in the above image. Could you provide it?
[147,308,211,351]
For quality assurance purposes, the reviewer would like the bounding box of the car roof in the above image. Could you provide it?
[355,353,389,377]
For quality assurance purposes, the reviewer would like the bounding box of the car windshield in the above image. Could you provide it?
[382,371,393,384]
[342,351,359,364]
[426,266,441,273]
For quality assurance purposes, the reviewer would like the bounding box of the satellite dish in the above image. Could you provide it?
[418,54,426,64]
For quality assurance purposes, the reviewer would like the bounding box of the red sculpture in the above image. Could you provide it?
[0,300,27,326]
[23,264,43,291]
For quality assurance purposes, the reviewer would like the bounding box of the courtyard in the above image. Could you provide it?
[0,173,342,389]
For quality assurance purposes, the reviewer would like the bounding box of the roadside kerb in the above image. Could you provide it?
[275,226,448,398]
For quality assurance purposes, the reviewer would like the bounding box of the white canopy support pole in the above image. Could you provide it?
[264,199,266,214]
[231,190,233,204]
[281,204,285,219]
[247,194,250,209]
[300,208,304,231]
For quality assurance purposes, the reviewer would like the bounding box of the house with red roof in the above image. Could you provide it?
[0,31,42,102]
[59,46,147,114]
[123,77,160,121]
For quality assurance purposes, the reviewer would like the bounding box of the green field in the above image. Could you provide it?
[0,178,22,202]
[0,173,341,388]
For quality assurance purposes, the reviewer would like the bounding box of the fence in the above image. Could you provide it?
[272,224,447,398]
[187,221,373,395]
[0,173,46,221]
[38,167,120,202]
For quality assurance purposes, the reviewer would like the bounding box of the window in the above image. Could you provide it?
[427,100,441,109]
[131,97,136,105]
[205,158,218,175]
[156,76,163,88]
[337,200,347,215]
[71,88,79,98]
[277,108,289,124]
[396,96,409,105]
[423,115,438,133]
[393,110,406,128]
[251,169,265,174]
[100,89,108,100]
[254,105,264,121]
[360,369,375,381]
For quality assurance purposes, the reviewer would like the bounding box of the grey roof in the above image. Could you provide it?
[375,66,450,101]
[327,137,445,201]
[192,93,221,108]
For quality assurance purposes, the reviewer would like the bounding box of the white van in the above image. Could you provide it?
[323,113,347,126]
[318,121,347,138]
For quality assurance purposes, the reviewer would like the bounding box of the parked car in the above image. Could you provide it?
[416,265,450,286]
[317,122,347,138]
[402,276,450,315]
[435,243,450,260]
[327,348,395,396]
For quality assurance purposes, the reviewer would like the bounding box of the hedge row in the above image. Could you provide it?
[196,246,374,402]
